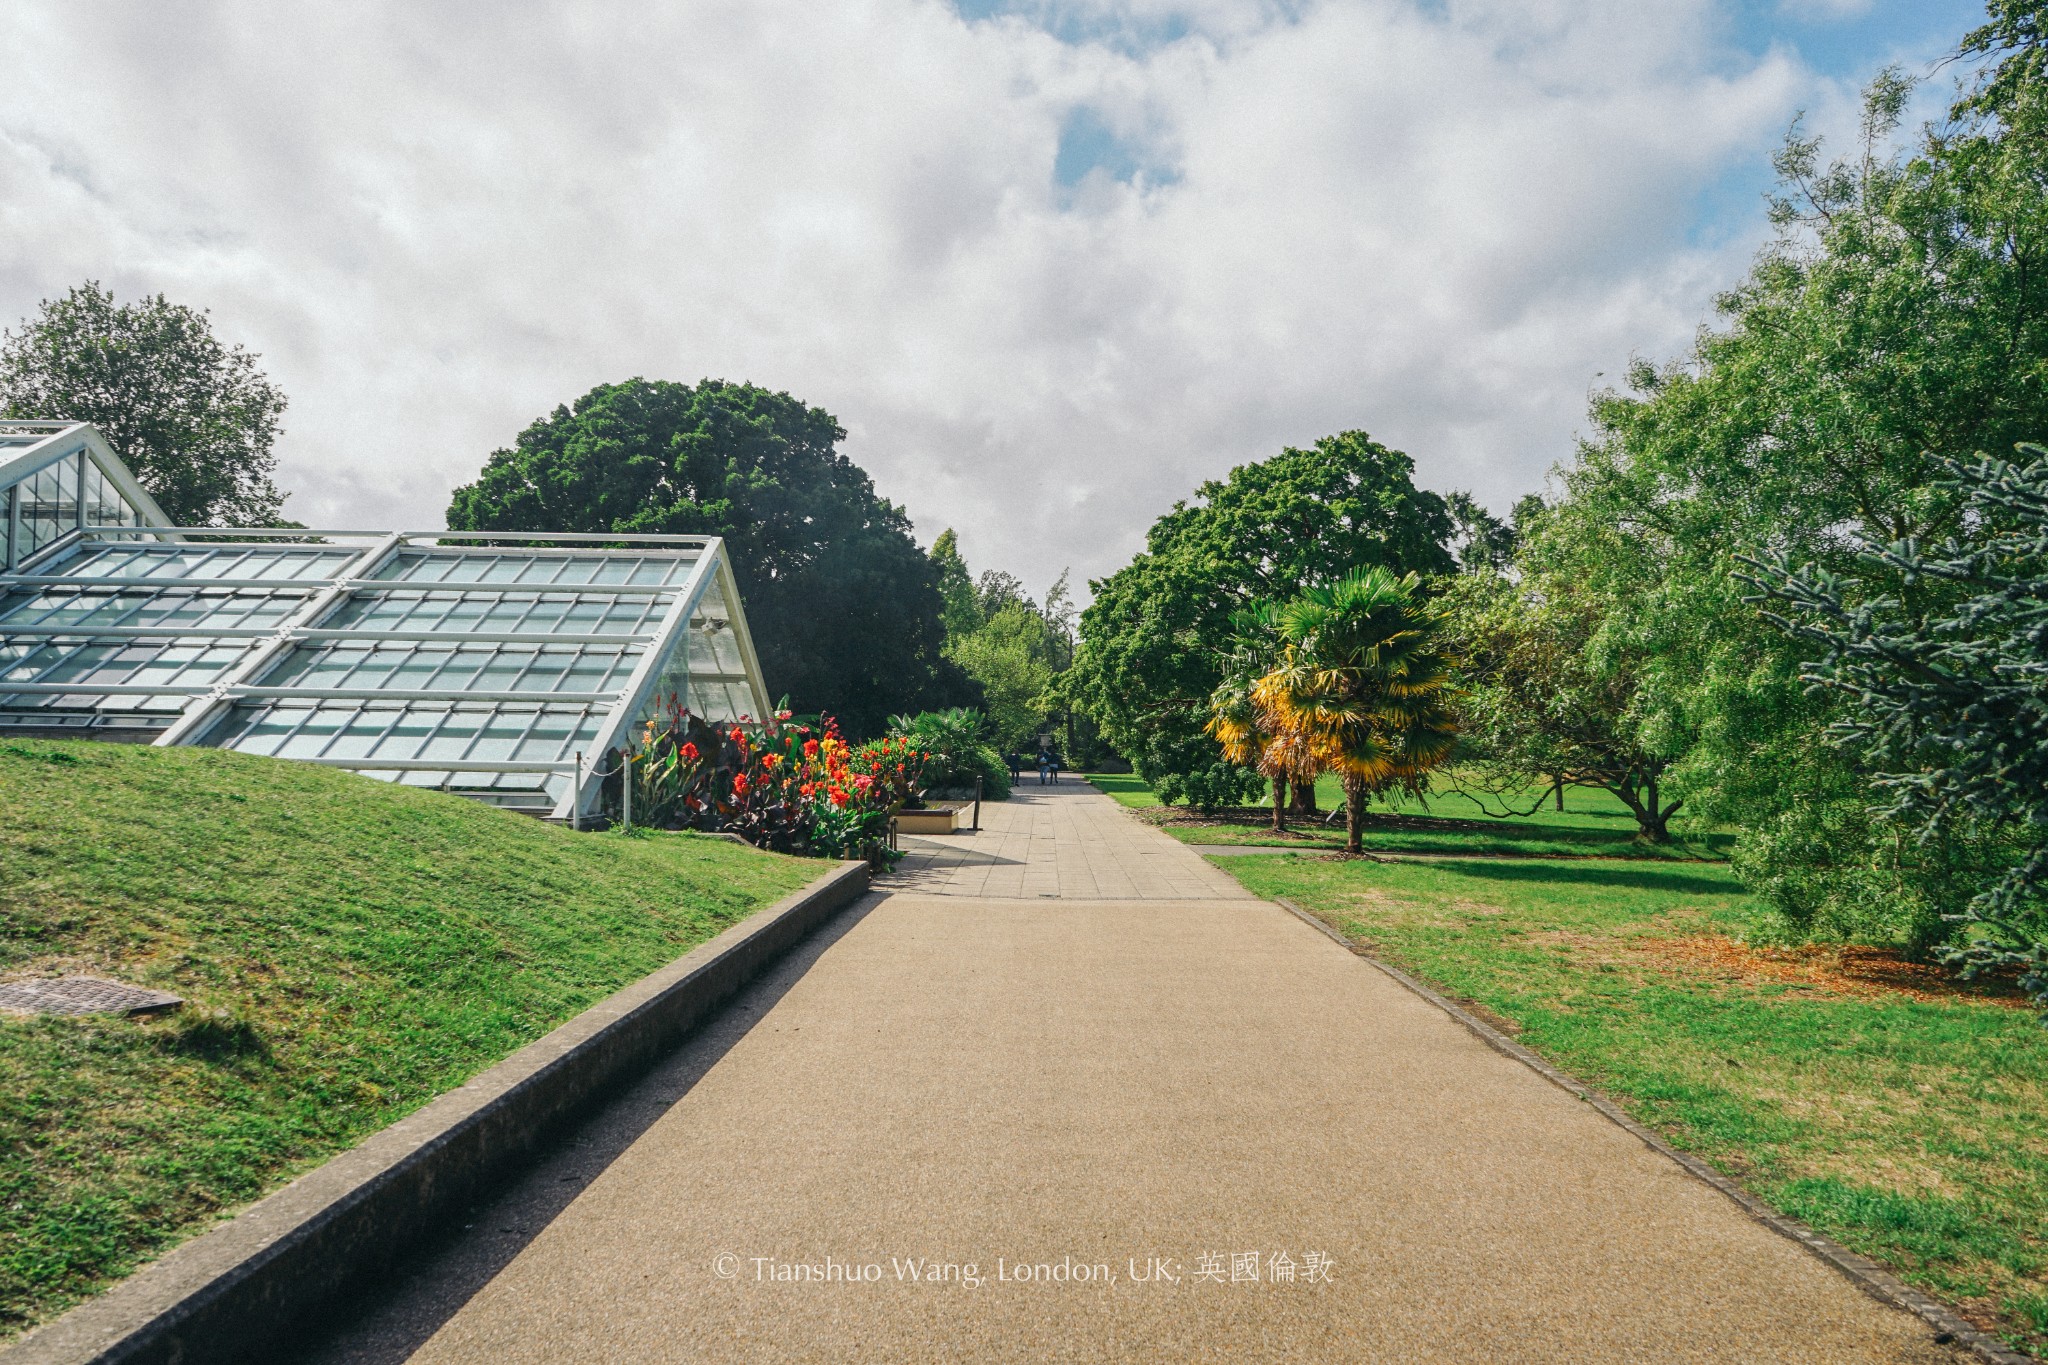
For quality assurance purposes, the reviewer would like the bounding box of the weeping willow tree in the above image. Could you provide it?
[1209,569,1458,853]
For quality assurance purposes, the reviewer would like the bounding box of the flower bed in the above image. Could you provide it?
[605,696,924,866]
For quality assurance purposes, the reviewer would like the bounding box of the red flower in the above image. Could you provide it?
[829,787,848,807]
[733,773,750,796]
[803,739,820,760]
[680,742,700,764]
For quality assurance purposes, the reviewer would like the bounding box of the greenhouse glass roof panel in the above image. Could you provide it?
[0,530,767,814]
[1,424,773,818]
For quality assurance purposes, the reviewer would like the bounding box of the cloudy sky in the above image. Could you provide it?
[0,0,1988,595]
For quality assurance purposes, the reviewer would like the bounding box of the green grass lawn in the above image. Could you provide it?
[0,739,820,1342]
[1086,772,1732,860]
[1219,852,2048,1355]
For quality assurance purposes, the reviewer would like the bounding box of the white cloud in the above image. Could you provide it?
[1777,0,1876,20]
[0,0,1909,603]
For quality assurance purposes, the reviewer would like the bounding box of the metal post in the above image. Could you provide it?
[622,752,632,831]
[571,753,583,831]
[972,776,982,832]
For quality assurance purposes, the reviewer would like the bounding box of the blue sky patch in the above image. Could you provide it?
[951,1,1193,57]
[1055,106,1144,187]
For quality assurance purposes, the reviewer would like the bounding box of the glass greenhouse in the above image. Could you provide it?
[0,421,771,819]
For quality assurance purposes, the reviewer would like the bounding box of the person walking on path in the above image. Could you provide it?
[1036,750,1051,786]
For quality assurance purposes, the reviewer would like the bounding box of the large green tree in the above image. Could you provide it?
[0,282,287,525]
[1529,44,2048,945]
[1748,449,2048,992]
[1058,431,1454,809]
[1438,560,1686,842]
[446,378,973,736]
[923,529,1076,752]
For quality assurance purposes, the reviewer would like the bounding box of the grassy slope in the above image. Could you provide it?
[1086,772,1732,860]
[0,739,818,1340]
[1221,853,2048,1355]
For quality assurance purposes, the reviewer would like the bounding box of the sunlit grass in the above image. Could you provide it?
[1088,771,1731,860]
[1220,852,2048,1354]
[0,739,818,1340]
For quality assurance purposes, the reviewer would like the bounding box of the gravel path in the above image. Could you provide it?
[307,784,1967,1363]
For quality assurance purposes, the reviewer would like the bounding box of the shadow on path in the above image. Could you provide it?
[298,891,888,1365]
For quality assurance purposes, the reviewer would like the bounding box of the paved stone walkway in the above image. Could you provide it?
[885,778,1249,900]
[310,783,1966,1364]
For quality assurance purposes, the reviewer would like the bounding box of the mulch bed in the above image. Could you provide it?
[1632,934,2032,1008]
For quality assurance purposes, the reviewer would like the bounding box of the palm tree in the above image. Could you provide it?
[1205,602,1318,832]
[1263,568,1458,854]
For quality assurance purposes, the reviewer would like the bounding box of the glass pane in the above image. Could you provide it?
[82,461,140,527]
[18,463,73,560]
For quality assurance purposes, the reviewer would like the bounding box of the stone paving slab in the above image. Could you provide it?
[881,780,1252,901]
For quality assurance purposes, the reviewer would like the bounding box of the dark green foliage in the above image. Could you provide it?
[889,708,1011,800]
[1748,450,2048,1003]
[1444,491,1516,571]
[446,378,975,736]
[1060,432,1453,811]
[0,283,286,526]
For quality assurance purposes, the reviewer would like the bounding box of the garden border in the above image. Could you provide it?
[1269,895,2034,1365]
[4,858,872,1365]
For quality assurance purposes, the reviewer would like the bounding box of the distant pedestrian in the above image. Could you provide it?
[1007,750,1023,783]
[1037,750,1051,786]
[1048,751,1062,784]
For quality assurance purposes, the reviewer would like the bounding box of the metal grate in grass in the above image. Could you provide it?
[0,976,183,1017]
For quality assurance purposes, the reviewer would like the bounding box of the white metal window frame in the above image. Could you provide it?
[1,493,771,820]
[0,421,173,571]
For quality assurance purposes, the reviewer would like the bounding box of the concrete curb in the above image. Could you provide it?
[1268,896,2034,1365]
[5,859,872,1365]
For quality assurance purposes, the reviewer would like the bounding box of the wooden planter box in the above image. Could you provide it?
[893,806,961,835]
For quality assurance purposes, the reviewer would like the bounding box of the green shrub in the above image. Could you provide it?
[889,708,1010,800]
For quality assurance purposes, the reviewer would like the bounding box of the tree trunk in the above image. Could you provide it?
[1553,774,1565,811]
[1272,774,1288,833]
[1289,785,1315,817]
[1344,777,1365,855]
[1606,772,1678,843]
[1641,776,1676,843]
